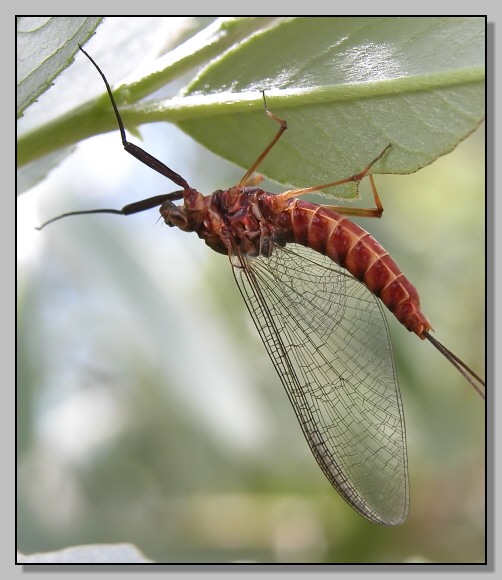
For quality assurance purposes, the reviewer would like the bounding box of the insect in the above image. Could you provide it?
[38,46,485,525]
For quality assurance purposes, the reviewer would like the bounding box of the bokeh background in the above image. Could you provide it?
[17,18,485,564]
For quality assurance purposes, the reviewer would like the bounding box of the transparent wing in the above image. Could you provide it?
[231,244,408,525]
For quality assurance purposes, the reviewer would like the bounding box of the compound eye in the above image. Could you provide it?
[168,211,189,229]
[159,201,189,229]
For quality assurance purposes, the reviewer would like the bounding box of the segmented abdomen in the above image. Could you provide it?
[282,199,431,338]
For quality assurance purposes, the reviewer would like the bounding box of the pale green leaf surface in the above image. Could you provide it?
[118,17,280,104]
[176,17,485,197]
[16,17,103,117]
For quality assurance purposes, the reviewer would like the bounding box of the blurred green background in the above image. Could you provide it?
[17,19,485,564]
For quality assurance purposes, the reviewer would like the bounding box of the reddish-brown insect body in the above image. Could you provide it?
[161,187,432,338]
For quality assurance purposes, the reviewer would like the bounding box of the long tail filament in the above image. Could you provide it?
[424,332,485,399]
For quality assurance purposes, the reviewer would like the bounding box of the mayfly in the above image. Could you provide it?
[38,47,485,525]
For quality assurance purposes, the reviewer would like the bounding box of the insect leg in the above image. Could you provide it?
[238,91,288,187]
[277,144,392,215]
[318,175,384,218]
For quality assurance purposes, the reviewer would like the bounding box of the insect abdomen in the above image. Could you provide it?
[287,200,432,337]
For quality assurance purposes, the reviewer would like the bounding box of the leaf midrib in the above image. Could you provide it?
[135,65,485,120]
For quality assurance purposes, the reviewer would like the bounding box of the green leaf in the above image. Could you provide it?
[176,17,485,197]
[116,17,281,104]
[16,17,103,117]
[18,17,484,199]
